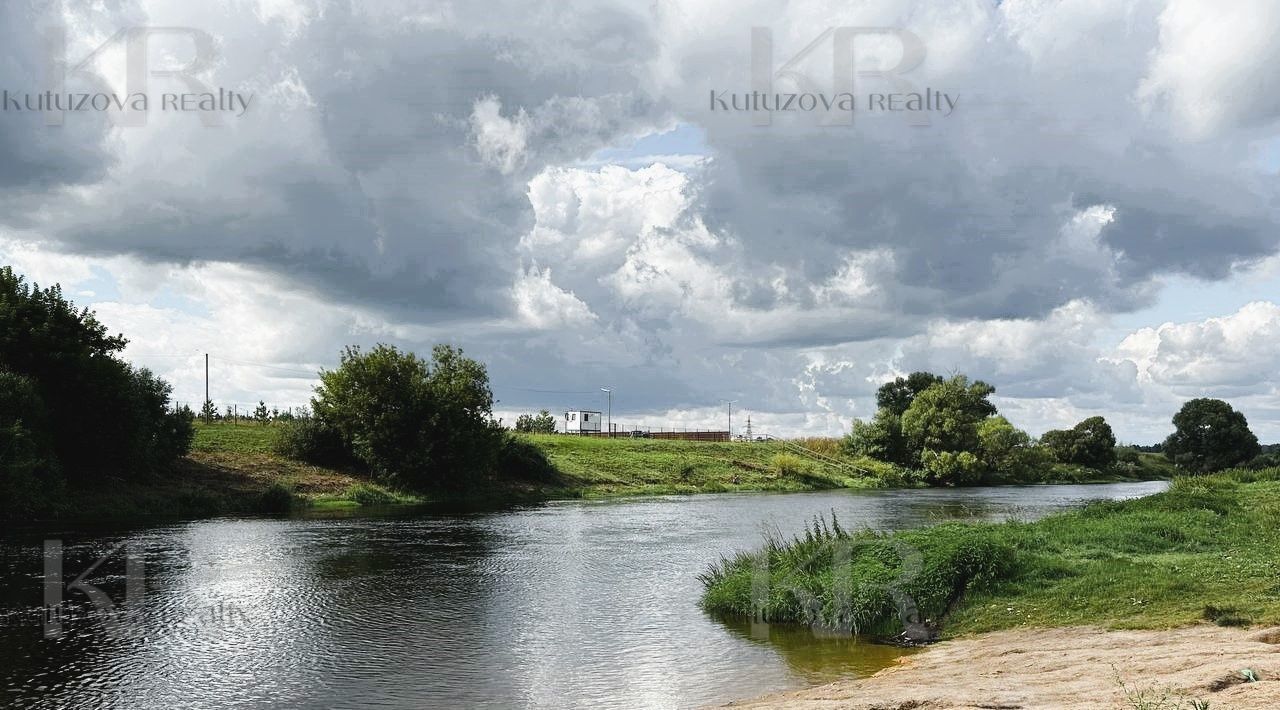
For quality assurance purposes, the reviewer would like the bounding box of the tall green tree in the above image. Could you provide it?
[1163,399,1260,473]
[876,371,944,416]
[0,266,192,486]
[844,410,908,464]
[1041,416,1117,469]
[976,415,1047,480]
[900,375,997,460]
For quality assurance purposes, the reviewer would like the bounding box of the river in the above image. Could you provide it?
[0,480,1166,709]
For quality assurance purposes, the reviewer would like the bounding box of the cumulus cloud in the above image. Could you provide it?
[3,0,1279,441]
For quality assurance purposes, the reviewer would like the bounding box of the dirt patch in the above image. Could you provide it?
[720,625,1280,709]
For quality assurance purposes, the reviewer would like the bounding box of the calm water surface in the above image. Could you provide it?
[0,481,1167,709]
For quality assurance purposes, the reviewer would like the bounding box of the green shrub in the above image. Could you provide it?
[770,452,809,477]
[274,418,356,468]
[311,344,503,491]
[258,483,296,514]
[920,449,983,486]
[345,483,398,506]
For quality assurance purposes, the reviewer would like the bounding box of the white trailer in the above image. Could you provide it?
[564,410,603,434]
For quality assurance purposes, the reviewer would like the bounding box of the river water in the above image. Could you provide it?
[0,480,1166,709]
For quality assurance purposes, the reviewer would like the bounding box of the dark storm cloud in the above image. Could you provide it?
[1,0,667,320]
[0,2,120,189]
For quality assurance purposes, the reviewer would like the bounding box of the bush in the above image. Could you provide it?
[515,410,557,434]
[258,483,296,514]
[312,344,503,491]
[847,455,923,487]
[770,452,810,477]
[274,418,356,468]
[920,449,983,486]
[345,483,398,506]
[844,411,908,464]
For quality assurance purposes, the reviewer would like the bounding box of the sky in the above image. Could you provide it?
[2,0,1280,444]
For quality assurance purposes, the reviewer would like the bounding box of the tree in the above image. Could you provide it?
[200,399,218,422]
[900,376,997,460]
[1041,416,1117,469]
[919,449,983,486]
[0,370,60,512]
[311,344,502,490]
[976,416,1045,479]
[876,371,944,416]
[515,410,557,434]
[1163,399,1260,473]
[254,400,270,425]
[0,266,192,485]
[844,410,908,464]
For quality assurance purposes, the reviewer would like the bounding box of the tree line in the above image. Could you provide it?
[0,267,195,516]
[845,371,1262,485]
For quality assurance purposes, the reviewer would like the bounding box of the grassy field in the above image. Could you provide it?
[700,467,1280,638]
[523,434,881,496]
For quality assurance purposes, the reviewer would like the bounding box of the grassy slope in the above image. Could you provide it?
[701,468,1280,637]
[522,434,878,496]
[38,424,420,522]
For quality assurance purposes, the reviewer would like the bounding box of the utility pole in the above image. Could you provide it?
[745,415,753,441]
[600,387,613,437]
[722,399,737,440]
[204,353,209,424]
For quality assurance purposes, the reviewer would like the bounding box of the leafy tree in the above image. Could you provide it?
[844,410,908,464]
[919,449,983,486]
[312,344,502,490]
[876,371,944,416]
[254,400,270,425]
[0,370,60,513]
[1041,416,1117,469]
[900,376,996,459]
[1163,398,1260,473]
[972,414,1044,481]
[515,410,557,434]
[0,266,192,485]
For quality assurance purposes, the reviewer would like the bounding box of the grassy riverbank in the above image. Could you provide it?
[24,425,1176,522]
[701,467,1280,637]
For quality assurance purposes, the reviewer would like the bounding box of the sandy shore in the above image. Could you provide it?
[723,625,1280,709]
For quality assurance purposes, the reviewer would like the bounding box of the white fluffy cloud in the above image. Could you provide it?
[3,0,1280,441]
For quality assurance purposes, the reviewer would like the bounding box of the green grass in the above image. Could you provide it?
[22,422,427,522]
[520,434,883,496]
[191,421,281,454]
[701,467,1280,637]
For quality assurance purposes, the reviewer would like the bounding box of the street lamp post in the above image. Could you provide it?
[600,387,613,437]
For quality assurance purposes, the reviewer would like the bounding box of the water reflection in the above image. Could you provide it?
[718,618,922,683]
[0,480,1167,709]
